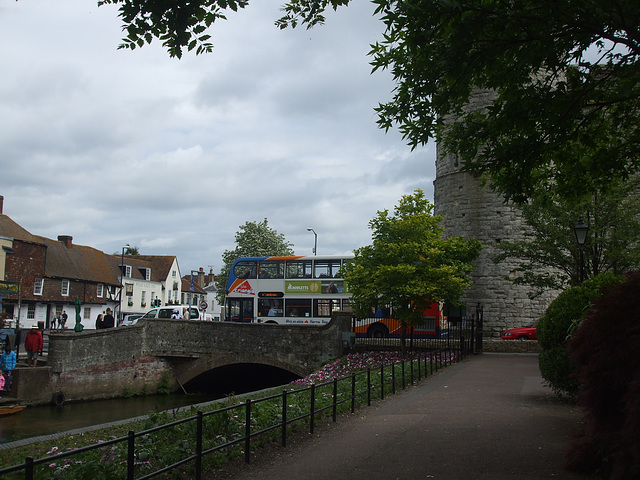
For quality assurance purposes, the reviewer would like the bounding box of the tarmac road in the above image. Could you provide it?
[227,353,590,480]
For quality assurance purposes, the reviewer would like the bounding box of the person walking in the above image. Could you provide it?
[95,313,104,330]
[103,308,115,328]
[0,342,17,392]
[60,311,68,330]
[24,324,43,367]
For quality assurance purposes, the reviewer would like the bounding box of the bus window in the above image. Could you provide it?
[286,260,312,278]
[227,298,254,323]
[342,298,354,312]
[258,298,283,317]
[233,261,257,279]
[285,299,311,317]
[259,261,284,279]
[314,298,341,317]
[313,259,342,278]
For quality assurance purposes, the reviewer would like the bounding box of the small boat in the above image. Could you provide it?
[0,405,25,416]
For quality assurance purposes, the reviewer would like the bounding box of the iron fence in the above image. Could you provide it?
[352,315,479,354]
[0,349,460,480]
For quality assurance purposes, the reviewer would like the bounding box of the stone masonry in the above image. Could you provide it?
[433,91,559,337]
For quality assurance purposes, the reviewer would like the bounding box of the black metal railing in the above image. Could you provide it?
[0,349,460,480]
[352,315,478,354]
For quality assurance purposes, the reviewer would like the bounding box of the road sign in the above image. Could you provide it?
[200,301,208,310]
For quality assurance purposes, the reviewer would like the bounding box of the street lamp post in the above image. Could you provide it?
[119,244,130,323]
[573,219,589,283]
[307,227,317,256]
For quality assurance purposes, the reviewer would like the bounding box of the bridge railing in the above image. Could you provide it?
[0,349,460,480]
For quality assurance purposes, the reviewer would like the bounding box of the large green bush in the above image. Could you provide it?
[537,272,622,396]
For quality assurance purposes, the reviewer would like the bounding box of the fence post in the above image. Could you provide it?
[25,457,34,480]
[310,384,316,434]
[127,430,136,480]
[196,411,203,480]
[351,373,356,413]
[333,378,338,422]
[245,399,252,464]
[392,362,396,395]
[475,303,484,354]
[282,390,288,447]
[380,365,385,400]
[367,369,371,406]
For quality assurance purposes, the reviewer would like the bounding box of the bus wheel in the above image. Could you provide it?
[368,324,388,338]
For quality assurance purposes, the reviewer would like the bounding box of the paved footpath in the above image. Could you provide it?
[228,353,589,480]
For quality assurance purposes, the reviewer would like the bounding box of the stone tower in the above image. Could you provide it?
[433,94,558,336]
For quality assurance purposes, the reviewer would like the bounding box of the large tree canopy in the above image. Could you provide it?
[342,189,481,348]
[100,0,640,203]
[214,218,294,303]
[494,178,640,296]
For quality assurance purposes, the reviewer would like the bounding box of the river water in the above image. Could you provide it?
[0,393,217,447]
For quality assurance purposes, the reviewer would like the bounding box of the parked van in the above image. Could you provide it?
[140,305,203,321]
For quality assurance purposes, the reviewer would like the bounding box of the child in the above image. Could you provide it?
[0,372,5,395]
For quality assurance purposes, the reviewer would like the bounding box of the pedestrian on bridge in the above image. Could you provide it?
[0,342,16,392]
[25,324,43,367]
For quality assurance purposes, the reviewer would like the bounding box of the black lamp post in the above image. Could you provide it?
[307,227,317,256]
[119,243,130,322]
[573,219,589,283]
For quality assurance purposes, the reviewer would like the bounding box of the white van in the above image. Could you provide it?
[140,305,203,321]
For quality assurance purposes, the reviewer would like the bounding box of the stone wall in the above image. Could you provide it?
[434,91,559,337]
[14,313,352,405]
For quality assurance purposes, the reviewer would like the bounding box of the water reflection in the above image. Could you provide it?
[0,394,216,446]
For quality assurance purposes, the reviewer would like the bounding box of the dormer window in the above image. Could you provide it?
[97,284,104,298]
[139,267,151,281]
[34,278,43,296]
[61,279,70,296]
[122,265,132,278]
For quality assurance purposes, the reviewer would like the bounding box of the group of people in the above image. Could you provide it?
[95,308,115,329]
[0,324,43,395]
[50,311,68,330]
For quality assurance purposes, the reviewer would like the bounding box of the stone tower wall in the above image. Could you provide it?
[433,92,558,336]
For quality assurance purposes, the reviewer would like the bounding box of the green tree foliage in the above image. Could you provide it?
[565,271,640,479]
[214,219,294,303]
[494,179,640,295]
[98,0,249,58]
[342,189,482,349]
[101,0,640,202]
[537,272,623,396]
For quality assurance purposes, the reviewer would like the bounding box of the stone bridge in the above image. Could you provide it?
[11,313,353,406]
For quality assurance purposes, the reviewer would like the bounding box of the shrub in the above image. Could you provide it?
[564,270,640,479]
[537,272,622,396]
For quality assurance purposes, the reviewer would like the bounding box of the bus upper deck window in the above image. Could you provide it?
[234,261,257,279]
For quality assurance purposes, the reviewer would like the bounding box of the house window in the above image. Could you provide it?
[97,284,104,298]
[27,304,36,319]
[172,270,177,278]
[83,307,91,319]
[125,265,132,278]
[34,278,44,296]
[141,291,146,306]
[61,280,70,296]
[145,268,151,281]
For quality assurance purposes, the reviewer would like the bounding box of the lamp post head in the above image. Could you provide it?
[574,219,589,246]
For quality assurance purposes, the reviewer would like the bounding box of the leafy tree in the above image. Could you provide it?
[342,189,482,350]
[494,179,640,296]
[100,0,640,202]
[214,219,294,303]
[565,270,640,479]
[536,272,623,397]
[113,245,140,255]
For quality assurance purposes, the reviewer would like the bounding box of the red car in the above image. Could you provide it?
[501,323,537,340]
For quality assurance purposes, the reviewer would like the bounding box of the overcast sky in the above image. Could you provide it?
[0,1,435,276]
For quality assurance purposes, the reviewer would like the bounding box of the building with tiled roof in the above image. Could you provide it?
[0,195,187,330]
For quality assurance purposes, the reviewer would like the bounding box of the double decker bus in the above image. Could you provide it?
[224,255,353,325]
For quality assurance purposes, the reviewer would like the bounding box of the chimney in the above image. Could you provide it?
[198,267,205,287]
[0,195,4,214]
[58,235,73,248]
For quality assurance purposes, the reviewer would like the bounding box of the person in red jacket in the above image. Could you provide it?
[24,324,43,367]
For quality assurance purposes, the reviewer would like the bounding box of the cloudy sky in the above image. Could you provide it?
[0,1,435,276]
